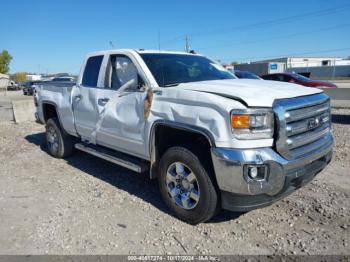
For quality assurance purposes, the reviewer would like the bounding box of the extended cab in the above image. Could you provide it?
[35,49,333,224]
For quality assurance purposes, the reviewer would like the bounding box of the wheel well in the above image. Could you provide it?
[152,124,217,186]
[42,103,58,122]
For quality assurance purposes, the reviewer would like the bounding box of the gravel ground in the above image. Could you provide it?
[0,109,349,255]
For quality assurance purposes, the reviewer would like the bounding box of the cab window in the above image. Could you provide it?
[81,55,103,87]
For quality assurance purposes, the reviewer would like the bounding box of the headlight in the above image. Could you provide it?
[230,109,274,139]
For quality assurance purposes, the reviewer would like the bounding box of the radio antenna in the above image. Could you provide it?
[109,41,115,49]
[158,30,161,51]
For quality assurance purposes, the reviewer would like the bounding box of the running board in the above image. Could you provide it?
[75,143,148,173]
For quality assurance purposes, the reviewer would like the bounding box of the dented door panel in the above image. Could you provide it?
[73,86,117,142]
[95,91,148,159]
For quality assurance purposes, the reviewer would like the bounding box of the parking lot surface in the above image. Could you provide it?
[0,109,349,255]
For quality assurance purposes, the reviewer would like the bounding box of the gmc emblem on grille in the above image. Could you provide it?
[308,117,321,130]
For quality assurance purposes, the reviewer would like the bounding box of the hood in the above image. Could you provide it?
[177,79,323,107]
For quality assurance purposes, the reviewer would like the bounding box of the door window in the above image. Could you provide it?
[81,55,103,87]
[105,55,142,90]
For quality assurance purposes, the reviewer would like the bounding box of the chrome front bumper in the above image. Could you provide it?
[211,133,333,211]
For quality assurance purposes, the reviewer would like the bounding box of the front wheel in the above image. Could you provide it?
[158,147,218,224]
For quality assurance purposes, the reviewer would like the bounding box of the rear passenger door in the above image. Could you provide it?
[72,55,113,142]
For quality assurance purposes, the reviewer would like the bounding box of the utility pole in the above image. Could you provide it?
[332,57,336,80]
[184,35,190,53]
[109,41,115,49]
[158,30,161,51]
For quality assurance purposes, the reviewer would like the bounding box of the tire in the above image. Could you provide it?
[158,147,218,224]
[45,117,74,158]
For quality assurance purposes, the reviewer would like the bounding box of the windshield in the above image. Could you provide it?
[140,53,235,86]
[293,73,310,81]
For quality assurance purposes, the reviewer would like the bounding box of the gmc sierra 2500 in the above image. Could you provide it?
[35,49,333,224]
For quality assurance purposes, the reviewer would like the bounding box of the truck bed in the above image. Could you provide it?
[35,81,77,136]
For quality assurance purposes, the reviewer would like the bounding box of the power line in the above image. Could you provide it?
[196,23,350,51]
[191,4,350,37]
[223,47,350,62]
[160,4,350,47]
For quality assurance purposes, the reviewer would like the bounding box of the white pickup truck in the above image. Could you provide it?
[35,49,333,224]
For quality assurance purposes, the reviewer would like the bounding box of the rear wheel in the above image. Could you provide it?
[45,117,74,158]
[158,147,218,224]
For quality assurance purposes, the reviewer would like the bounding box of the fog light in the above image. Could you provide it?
[244,164,268,181]
[248,166,258,179]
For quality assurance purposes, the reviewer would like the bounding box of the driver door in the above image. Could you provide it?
[94,54,149,158]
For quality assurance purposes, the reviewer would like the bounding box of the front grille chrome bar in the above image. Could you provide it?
[273,93,331,160]
[285,103,329,123]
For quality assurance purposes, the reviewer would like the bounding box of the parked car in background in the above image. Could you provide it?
[234,70,262,80]
[52,76,75,82]
[7,81,20,91]
[260,73,337,89]
[23,81,41,95]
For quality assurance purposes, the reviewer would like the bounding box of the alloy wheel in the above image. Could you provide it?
[165,162,200,210]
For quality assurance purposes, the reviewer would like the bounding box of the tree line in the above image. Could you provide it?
[0,50,12,74]
[0,50,28,83]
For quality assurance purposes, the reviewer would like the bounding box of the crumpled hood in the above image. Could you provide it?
[177,79,323,107]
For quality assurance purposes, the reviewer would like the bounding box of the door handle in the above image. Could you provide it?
[74,94,82,101]
[98,97,110,105]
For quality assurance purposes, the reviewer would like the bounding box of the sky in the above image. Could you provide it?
[1,0,350,74]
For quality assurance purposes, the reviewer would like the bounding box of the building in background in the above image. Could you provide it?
[26,74,42,81]
[233,56,350,78]
[258,57,350,68]
[234,62,286,76]
[222,64,234,72]
[0,73,10,92]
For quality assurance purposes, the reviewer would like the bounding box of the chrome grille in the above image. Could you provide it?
[273,93,332,160]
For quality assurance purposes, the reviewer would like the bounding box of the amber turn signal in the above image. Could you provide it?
[231,115,250,129]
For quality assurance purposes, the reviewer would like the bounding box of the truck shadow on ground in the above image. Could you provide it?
[332,114,350,125]
[25,132,243,224]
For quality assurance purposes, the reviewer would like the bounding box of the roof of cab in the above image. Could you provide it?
[85,49,202,57]
[137,49,200,55]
